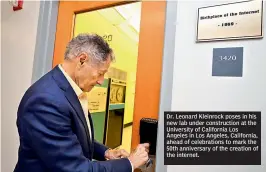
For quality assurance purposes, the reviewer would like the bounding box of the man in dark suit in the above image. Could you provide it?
[14,33,149,172]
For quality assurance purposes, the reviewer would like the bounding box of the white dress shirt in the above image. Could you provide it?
[58,64,92,140]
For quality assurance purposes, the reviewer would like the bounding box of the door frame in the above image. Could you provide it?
[32,1,177,172]
[52,0,166,151]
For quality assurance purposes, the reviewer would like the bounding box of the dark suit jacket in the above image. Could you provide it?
[14,66,132,172]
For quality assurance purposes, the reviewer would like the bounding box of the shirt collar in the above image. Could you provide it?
[58,64,84,99]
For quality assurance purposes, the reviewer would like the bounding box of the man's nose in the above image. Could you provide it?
[96,78,104,85]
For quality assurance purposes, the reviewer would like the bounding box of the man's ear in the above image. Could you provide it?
[79,53,88,65]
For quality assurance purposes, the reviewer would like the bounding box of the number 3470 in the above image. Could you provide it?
[219,55,236,61]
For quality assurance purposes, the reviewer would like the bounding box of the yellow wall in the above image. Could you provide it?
[74,7,140,124]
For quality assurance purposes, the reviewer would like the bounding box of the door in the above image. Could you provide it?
[53,0,166,156]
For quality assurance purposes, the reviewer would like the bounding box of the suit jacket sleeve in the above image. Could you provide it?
[93,141,108,161]
[20,93,132,172]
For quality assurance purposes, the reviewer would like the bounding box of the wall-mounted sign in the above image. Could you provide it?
[212,47,243,77]
[86,87,108,113]
[196,0,263,42]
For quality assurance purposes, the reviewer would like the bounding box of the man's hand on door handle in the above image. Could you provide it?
[128,143,150,170]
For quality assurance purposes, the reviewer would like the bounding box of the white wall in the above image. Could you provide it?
[1,1,40,171]
[169,0,265,172]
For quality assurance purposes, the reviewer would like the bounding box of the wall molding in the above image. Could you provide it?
[32,0,59,83]
[156,1,177,172]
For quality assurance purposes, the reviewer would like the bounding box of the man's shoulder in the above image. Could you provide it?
[20,68,65,106]
[18,84,68,118]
